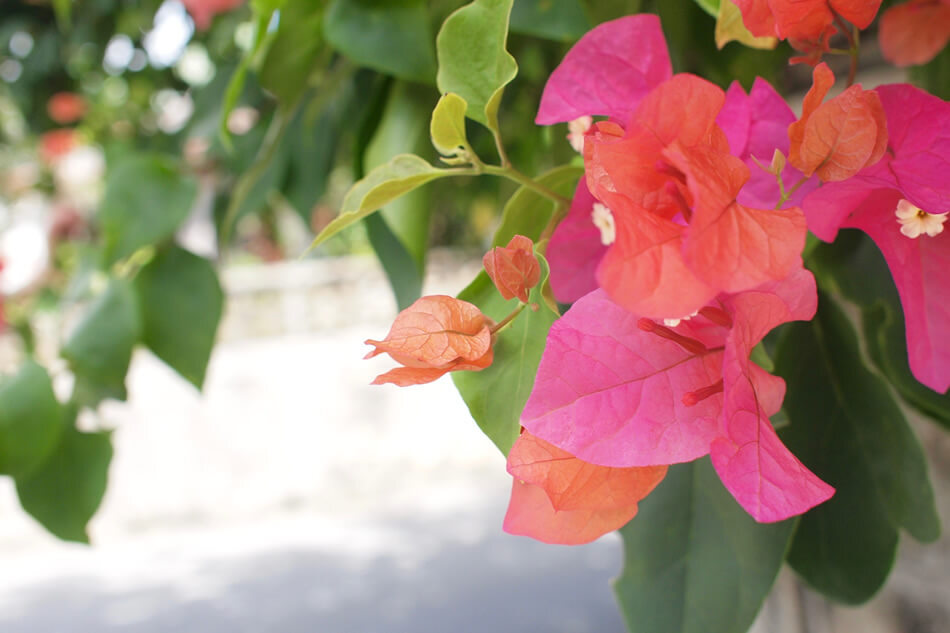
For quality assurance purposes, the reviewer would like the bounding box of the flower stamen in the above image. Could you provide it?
[591,202,616,245]
[896,199,947,238]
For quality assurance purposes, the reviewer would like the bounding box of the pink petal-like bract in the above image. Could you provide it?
[536,15,672,125]
[547,180,606,303]
[521,274,834,522]
[522,289,726,467]
[717,79,818,210]
[710,270,835,522]
[801,83,950,392]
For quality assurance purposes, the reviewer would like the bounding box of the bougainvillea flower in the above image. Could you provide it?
[584,74,807,319]
[535,14,671,125]
[483,235,541,303]
[47,92,86,125]
[801,84,950,392]
[788,63,887,183]
[503,430,667,544]
[182,0,245,30]
[717,78,818,210]
[521,269,834,522]
[365,295,493,386]
[879,0,950,67]
[733,0,882,41]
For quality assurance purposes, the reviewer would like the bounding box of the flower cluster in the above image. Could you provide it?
[503,13,948,545]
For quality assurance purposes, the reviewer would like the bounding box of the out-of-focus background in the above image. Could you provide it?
[0,0,948,631]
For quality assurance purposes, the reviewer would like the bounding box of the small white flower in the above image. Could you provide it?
[567,116,593,153]
[591,202,615,246]
[896,199,947,239]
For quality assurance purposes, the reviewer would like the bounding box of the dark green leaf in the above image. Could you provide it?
[437,0,518,132]
[364,214,423,311]
[615,458,794,633]
[776,294,941,604]
[16,422,112,544]
[259,0,324,104]
[284,107,340,224]
[61,279,142,405]
[324,0,436,83]
[0,361,63,478]
[510,0,590,41]
[135,247,224,389]
[808,230,950,429]
[453,254,557,455]
[99,155,197,265]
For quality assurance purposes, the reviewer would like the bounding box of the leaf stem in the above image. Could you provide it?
[482,164,572,206]
[775,176,809,209]
[490,302,527,335]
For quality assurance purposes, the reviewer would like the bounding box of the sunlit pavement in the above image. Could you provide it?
[0,258,627,632]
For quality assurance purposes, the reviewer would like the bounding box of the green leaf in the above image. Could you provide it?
[808,230,950,429]
[16,421,112,543]
[61,279,142,405]
[776,294,941,604]
[453,254,558,455]
[135,247,223,390]
[219,8,275,148]
[52,0,71,28]
[492,165,582,246]
[284,107,341,224]
[437,0,518,132]
[99,155,197,265]
[430,93,469,156]
[582,0,644,24]
[324,0,436,83]
[692,0,721,17]
[364,214,423,311]
[510,0,590,41]
[308,154,451,250]
[0,361,63,478]
[614,458,794,633]
[259,0,324,105]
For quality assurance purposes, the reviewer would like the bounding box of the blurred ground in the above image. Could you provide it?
[0,254,627,633]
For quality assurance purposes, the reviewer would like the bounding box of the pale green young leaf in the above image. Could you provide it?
[436,0,518,132]
[430,93,469,157]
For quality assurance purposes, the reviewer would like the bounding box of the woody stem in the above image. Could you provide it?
[490,302,527,335]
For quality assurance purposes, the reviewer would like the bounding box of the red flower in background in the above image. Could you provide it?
[879,0,950,67]
[182,0,245,30]
[733,0,882,41]
[46,92,86,125]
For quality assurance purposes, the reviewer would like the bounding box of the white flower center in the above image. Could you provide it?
[663,310,698,328]
[567,116,593,153]
[896,199,947,239]
[591,202,616,245]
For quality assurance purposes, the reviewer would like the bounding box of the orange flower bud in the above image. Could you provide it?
[482,235,541,303]
[365,295,494,386]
